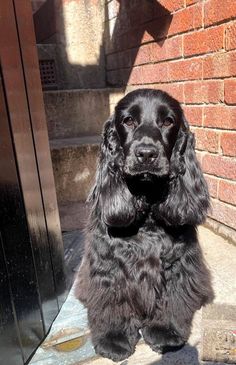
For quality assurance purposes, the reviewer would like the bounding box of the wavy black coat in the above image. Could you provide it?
[75,89,214,362]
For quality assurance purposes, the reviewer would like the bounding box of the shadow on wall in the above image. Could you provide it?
[105,0,173,86]
[33,0,173,91]
[31,0,174,230]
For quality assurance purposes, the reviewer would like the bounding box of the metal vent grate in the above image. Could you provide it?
[39,59,57,89]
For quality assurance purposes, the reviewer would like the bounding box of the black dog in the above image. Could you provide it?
[76,89,214,362]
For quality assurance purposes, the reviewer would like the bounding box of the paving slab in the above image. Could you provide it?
[29,226,236,365]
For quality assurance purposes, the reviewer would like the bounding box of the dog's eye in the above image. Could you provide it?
[123,117,136,128]
[163,117,174,127]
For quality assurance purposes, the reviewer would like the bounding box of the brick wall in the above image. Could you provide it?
[105,0,236,238]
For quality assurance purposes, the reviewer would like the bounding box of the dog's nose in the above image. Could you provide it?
[135,146,158,163]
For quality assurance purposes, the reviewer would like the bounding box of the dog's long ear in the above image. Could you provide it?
[158,114,210,225]
[89,116,136,228]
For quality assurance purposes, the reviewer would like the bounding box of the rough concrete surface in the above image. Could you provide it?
[36,0,106,89]
[205,218,236,246]
[29,227,236,365]
[201,303,236,363]
[44,89,124,139]
[50,136,100,204]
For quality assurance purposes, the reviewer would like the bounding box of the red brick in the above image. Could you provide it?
[132,42,181,67]
[111,15,170,53]
[220,132,236,157]
[203,106,236,129]
[224,79,236,105]
[196,150,203,164]
[204,0,236,27]
[129,63,168,84]
[203,51,236,79]
[204,174,218,198]
[185,0,199,5]
[151,83,184,102]
[119,1,176,38]
[127,0,184,28]
[168,3,202,36]
[129,0,183,28]
[106,37,182,70]
[225,22,236,51]
[193,127,219,152]
[184,80,223,104]
[134,45,151,66]
[168,58,202,81]
[182,106,203,126]
[209,198,236,230]
[127,67,142,84]
[183,26,224,57]
[219,180,236,206]
[143,63,169,83]
[158,0,184,12]
[202,154,236,180]
[149,36,182,63]
[141,18,172,45]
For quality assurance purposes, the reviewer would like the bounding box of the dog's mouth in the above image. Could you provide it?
[124,166,170,179]
[125,173,169,202]
[126,172,168,184]
[138,172,164,182]
[124,157,170,178]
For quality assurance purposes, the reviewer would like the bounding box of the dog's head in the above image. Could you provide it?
[115,89,186,180]
[90,89,209,228]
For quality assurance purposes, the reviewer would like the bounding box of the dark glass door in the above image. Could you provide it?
[0,1,67,364]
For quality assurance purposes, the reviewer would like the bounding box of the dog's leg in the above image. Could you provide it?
[142,241,213,353]
[81,230,144,362]
[88,302,140,362]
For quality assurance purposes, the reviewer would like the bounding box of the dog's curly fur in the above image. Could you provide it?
[75,89,214,362]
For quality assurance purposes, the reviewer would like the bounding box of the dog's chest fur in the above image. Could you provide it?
[92,222,192,318]
[109,222,188,277]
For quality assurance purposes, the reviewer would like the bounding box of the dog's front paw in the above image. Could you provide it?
[142,325,185,354]
[94,331,134,362]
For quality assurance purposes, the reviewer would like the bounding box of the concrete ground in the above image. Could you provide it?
[29,226,236,365]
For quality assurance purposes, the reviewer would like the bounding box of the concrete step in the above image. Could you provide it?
[44,88,124,139]
[50,136,100,207]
